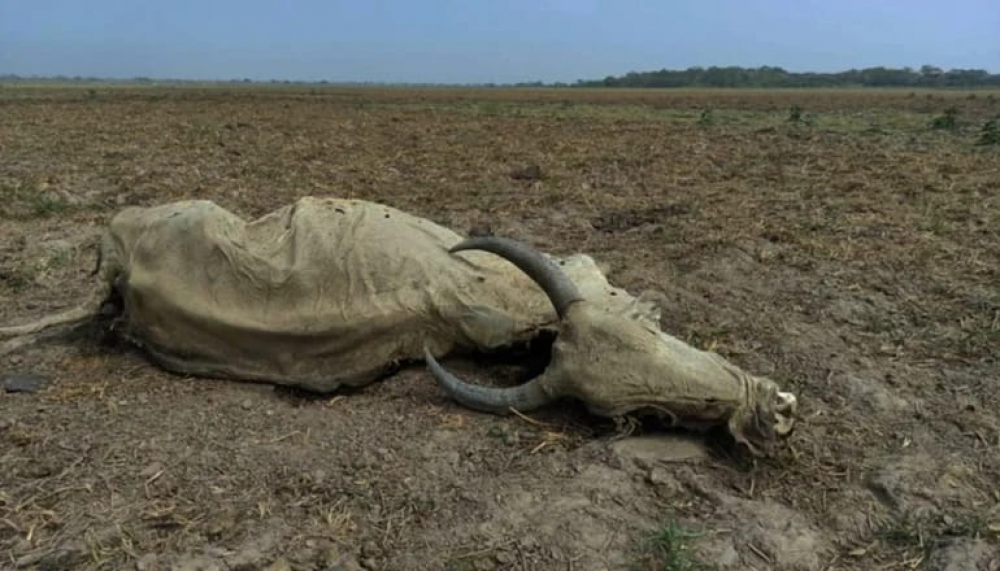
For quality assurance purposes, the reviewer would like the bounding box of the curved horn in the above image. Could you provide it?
[450,236,582,319]
[424,347,556,414]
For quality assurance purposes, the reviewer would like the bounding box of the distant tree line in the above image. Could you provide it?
[4,65,999,89]
[569,65,1000,89]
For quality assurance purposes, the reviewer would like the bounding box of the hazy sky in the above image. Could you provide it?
[2,0,997,83]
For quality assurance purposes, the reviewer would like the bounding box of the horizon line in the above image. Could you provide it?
[4,63,999,88]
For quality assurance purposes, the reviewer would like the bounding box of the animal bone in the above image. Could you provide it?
[1,196,798,455]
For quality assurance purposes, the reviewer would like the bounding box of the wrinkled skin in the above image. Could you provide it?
[1,197,799,456]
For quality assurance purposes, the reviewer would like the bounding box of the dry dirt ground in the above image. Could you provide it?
[1,85,999,570]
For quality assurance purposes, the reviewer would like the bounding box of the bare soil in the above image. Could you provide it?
[1,86,999,570]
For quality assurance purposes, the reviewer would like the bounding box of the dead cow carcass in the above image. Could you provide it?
[1,197,798,455]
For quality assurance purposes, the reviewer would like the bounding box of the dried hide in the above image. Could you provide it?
[6,197,653,391]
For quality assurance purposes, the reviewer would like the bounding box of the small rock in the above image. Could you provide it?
[358,451,378,468]
[501,431,520,445]
[323,553,364,571]
[23,461,56,478]
[3,372,52,394]
[135,553,159,571]
[361,557,378,570]
[495,551,515,564]
[225,547,266,571]
[509,164,543,181]
[611,434,708,468]
[140,462,163,478]
[240,399,253,410]
[204,512,236,538]
[648,467,673,486]
[924,538,998,571]
[696,537,740,567]
[838,373,910,413]
[361,541,381,558]
[263,558,292,571]
[172,554,225,571]
[468,223,493,237]
[518,536,538,550]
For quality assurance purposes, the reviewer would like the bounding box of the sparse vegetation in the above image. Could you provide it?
[29,194,73,217]
[976,115,1000,145]
[634,519,710,571]
[0,267,32,293]
[787,104,804,123]
[0,180,81,219]
[931,106,959,130]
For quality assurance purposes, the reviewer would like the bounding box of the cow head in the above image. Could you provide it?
[424,237,799,456]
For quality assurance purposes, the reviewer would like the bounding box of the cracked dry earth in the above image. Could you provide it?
[1,86,999,570]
